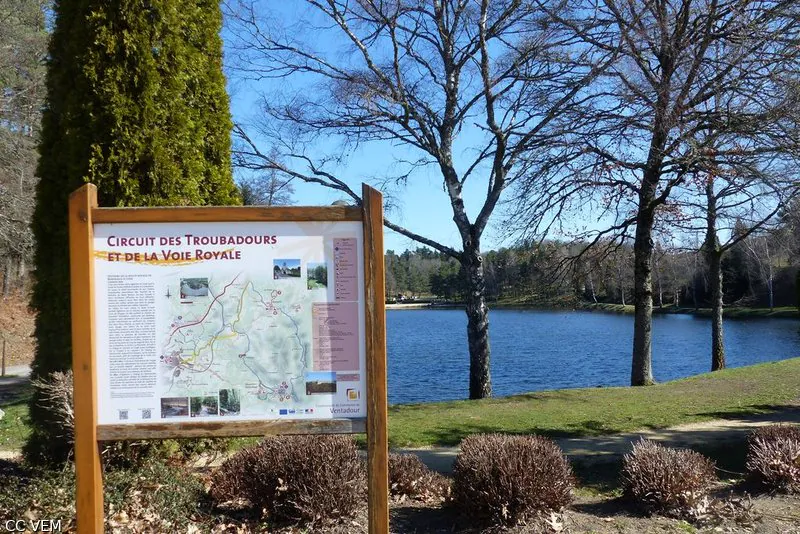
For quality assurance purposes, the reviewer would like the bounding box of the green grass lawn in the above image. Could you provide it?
[3,359,800,453]
[0,383,31,451]
[388,358,800,447]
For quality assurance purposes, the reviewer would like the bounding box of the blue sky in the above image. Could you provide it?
[227,92,510,255]
[222,3,521,255]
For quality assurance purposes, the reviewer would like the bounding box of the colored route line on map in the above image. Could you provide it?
[163,275,309,404]
[167,274,242,340]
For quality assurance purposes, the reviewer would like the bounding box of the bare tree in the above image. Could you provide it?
[678,166,798,370]
[238,172,295,206]
[225,0,609,398]
[743,233,777,310]
[508,0,800,385]
[0,0,47,295]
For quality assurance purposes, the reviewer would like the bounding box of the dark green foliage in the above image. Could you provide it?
[746,425,800,493]
[452,433,574,526]
[210,435,365,524]
[29,0,239,461]
[621,439,717,516]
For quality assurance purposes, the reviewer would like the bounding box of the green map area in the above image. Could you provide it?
[160,273,315,415]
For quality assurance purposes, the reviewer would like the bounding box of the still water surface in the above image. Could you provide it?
[386,308,800,405]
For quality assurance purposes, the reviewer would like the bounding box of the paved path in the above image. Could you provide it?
[0,364,31,378]
[398,402,800,474]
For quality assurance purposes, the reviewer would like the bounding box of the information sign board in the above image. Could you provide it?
[68,184,388,534]
[93,221,367,424]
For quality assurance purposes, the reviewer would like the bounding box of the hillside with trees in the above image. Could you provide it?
[385,212,799,312]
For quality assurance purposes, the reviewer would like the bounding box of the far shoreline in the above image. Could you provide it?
[385,301,800,319]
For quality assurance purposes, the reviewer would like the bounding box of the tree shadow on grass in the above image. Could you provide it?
[0,380,30,407]
[405,426,595,448]
[569,495,633,518]
[570,458,622,493]
[690,404,800,423]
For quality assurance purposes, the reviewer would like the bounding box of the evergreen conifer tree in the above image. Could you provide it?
[28,0,239,460]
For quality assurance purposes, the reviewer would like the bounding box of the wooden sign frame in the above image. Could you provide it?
[69,183,388,533]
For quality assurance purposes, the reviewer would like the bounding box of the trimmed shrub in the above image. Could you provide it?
[389,453,450,502]
[211,435,365,524]
[452,433,574,526]
[621,439,717,515]
[29,371,74,447]
[25,370,233,468]
[746,425,800,493]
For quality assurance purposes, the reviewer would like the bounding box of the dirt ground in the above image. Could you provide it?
[0,291,35,368]
[201,488,800,533]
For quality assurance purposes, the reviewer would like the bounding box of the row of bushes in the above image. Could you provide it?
[209,424,800,528]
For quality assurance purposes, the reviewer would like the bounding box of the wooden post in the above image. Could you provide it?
[362,184,389,534]
[69,184,104,533]
[1,337,6,376]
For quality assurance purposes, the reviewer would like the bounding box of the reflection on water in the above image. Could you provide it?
[386,309,800,404]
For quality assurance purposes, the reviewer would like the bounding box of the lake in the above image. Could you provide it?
[386,308,800,405]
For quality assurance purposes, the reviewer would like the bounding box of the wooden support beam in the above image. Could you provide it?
[362,184,389,534]
[69,184,103,534]
[98,418,366,440]
[92,205,362,223]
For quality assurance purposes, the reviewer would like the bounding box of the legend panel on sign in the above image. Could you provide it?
[333,238,358,301]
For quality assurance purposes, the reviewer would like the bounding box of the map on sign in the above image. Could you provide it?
[162,274,313,415]
[92,221,366,425]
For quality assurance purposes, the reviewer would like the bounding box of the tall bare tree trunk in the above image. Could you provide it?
[766,244,774,310]
[463,248,491,399]
[708,251,725,370]
[2,257,14,298]
[630,83,669,386]
[655,253,664,308]
[692,256,699,310]
[768,273,774,310]
[705,179,725,371]
[632,213,656,386]
[588,275,598,303]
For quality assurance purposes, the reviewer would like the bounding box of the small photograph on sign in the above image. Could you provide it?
[274,258,301,279]
[307,262,328,290]
[305,371,337,395]
[161,397,189,418]
[190,395,219,417]
[180,278,209,299]
[219,389,241,416]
